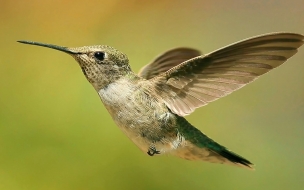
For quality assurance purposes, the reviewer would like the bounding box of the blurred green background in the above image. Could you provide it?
[1,0,304,189]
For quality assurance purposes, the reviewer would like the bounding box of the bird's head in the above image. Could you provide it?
[18,41,131,90]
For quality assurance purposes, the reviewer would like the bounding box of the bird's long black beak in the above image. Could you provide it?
[17,40,78,54]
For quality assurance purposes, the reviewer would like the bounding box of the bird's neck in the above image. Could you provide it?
[91,71,139,92]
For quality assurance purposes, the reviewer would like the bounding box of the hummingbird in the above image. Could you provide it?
[18,32,303,169]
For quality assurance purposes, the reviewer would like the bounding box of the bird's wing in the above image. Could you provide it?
[146,33,304,116]
[138,48,201,79]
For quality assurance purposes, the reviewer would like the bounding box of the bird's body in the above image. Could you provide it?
[18,32,304,169]
[98,76,177,154]
[98,74,252,168]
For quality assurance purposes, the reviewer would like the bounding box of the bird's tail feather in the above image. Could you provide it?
[174,142,254,169]
[216,147,253,169]
[175,116,254,169]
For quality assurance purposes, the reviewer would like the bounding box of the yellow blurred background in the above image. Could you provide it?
[1,0,304,189]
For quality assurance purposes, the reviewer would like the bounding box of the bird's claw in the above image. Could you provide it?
[147,146,160,156]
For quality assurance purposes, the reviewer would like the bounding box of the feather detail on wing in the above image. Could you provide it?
[138,48,201,79]
[145,33,304,116]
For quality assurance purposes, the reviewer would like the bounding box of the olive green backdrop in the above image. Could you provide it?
[1,0,304,189]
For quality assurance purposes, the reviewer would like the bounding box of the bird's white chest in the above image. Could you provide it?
[97,80,178,153]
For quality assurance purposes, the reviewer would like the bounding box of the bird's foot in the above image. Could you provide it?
[147,146,160,156]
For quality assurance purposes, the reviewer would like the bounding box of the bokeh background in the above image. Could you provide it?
[1,0,304,189]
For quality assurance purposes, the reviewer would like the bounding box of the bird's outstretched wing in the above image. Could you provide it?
[138,48,201,79]
[146,33,304,116]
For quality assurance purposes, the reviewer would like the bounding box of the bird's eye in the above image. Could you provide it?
[94,51,105,61]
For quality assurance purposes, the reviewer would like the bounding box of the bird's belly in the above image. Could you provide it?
[106,105,170,153]
[98,82,180,154]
